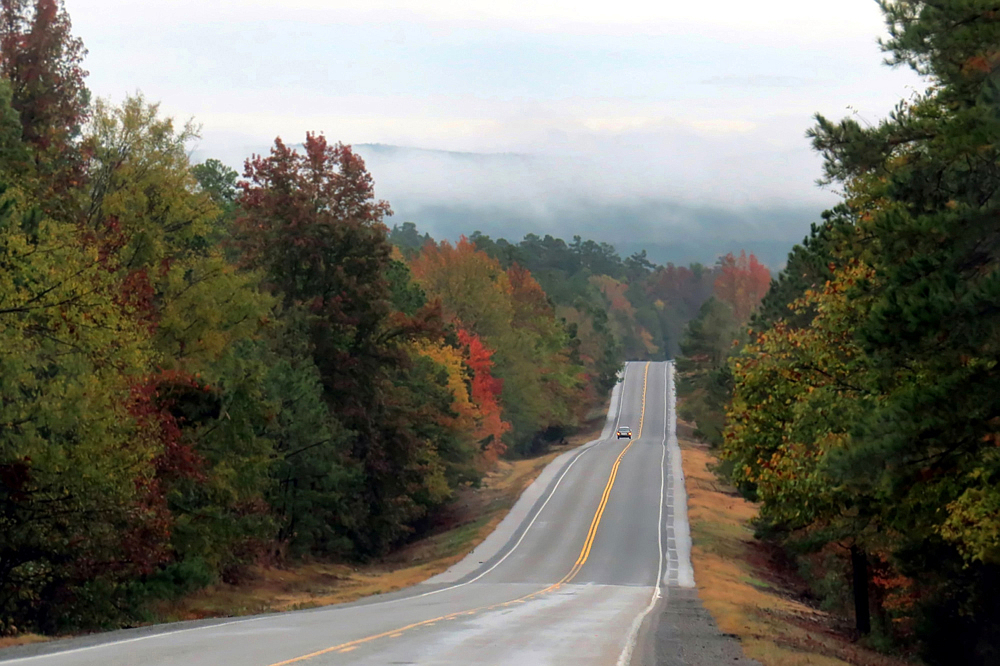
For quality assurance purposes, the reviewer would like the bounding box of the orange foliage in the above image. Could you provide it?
[590,275,635,317]
[713,251,771,322]
[409,236,511,292]
[457,329,509,460]
[646,263,694,299]
[413,340,477,433]
[408,236,514,338]
[507,264,549,319]
[411,333,509,463]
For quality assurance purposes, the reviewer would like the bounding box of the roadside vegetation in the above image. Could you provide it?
[679,421,913,666]
[151,407,608,624]
[678,3,1000,664]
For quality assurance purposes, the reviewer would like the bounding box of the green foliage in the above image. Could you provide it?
[235,134,479,556]
[750,212,844,332]
[721,2,1000,659]
[676,298,740,448]
[256,315,359,558]
[0,80,28,174]
[388,221,433,258]
[0,182,157,631]
[192,158,238,210]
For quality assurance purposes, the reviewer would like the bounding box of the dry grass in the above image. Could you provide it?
[156,406,610,622]
[0,634,49,649]
[679,420,915,666]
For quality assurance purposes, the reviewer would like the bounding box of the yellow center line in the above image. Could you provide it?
[558,362,649,584]
[268,362,651,666]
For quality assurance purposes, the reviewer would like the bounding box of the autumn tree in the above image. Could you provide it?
[0,0,88,209]
[83,96,278,573]
[466,230,624,383]
[0,169,158,630]
[644,262,716,357]
[237,134,453,555]
[713,250,771,322]
[410,238,585,454]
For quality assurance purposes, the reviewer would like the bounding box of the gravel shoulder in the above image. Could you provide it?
[663,420,914,666]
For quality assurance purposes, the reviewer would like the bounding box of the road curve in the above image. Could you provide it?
[1,361,695,666]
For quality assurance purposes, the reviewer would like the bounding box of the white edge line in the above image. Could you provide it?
[0,615,276,664]
[669,361,695,588]
[616,361,668,666]
[3,367,635,664]
[452,362,629,588]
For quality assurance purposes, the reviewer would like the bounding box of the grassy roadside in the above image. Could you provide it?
[148,404,610,623]
[678,420,915,666]
[0,634,48,650]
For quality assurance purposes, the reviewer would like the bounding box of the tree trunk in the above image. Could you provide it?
[851,544,871,635]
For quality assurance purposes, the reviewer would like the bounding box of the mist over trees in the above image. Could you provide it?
[391,222,774,363]
[353,143,827,270]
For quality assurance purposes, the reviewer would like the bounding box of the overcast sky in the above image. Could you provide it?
[63,0,926,259]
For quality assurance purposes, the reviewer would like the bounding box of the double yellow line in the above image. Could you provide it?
[269,363,651,665]
[557,361,649,585]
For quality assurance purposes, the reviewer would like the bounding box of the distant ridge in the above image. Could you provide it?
[197,142,823,270]
[356,143,537,166]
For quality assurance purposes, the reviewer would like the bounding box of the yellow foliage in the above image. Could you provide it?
[410,340,477,434]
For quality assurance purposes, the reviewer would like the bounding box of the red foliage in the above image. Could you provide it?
[119,269,156,326]
[0,459,30,502]
[713,251,772,322]
[117,370,218,573]
[0,0,90,201]
[120,476,172,575]
[644,263,714,313]
[236,134,391,269]
[235,133,397,408]
[457,328,508,457]
[129,370,209,485]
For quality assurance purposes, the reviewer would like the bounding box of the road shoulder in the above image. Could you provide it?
[674,421,913,666]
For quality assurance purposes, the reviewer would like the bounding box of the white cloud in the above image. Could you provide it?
[67,0,924,236]
[687,119,758,134]
[69,0,889,42]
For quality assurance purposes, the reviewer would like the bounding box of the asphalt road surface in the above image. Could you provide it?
[2,361,752,666]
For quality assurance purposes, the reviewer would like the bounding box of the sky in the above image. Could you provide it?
[64,0,927,265]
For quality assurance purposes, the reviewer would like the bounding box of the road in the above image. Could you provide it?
[2,360,700,666]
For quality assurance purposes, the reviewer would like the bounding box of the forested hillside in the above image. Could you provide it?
[391,222,771,362]
[677,3,1000,663]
